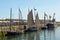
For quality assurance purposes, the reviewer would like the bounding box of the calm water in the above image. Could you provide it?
[0,27,60,40]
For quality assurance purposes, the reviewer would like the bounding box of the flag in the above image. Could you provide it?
[34,8,37,11]
[44,12,47,16]
[49,15,51,18]
[54,13,55,16]
[53,13,55,17]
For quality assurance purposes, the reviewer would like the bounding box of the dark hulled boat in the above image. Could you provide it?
[5,31,20,36]
[24,27,38,32]
[6,8,24,36]
[46,23,55,30]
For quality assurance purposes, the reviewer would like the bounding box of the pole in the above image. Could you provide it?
[19,8,20,27]
[10,8,12,31]
[44,13,46,26]
[19,8,23,29]
[44,13,46,40]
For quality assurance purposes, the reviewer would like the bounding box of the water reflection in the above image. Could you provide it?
[0,28,58,40]
[28,32,35,40]
[36,31,40,40]
[47,29,55,40]
[39,29,55,40]
[43,29,55,40]
[0,36,7,40]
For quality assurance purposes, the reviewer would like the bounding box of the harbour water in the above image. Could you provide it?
[0,27,60,40]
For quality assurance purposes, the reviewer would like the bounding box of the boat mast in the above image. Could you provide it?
[34,8,37,23]
[44,12,46,26]
[10,8,12,31]
[18,8,23,27]
[52,13,55,24]
[44,12,46,40]
[44,12,47,26]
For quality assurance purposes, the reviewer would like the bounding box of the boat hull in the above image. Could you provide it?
[5,31,20,36]
[46,23,55,30]
[24,27,38,32]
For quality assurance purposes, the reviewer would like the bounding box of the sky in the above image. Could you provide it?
[0,0,60,21]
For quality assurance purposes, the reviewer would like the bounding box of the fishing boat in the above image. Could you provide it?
[46,23,55,30]
[46,13,56,30]
[41,13,56,30]
[6,8,24,36]
[25,27,38,32]
[25,9,38,32]
[41,13,47,30]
